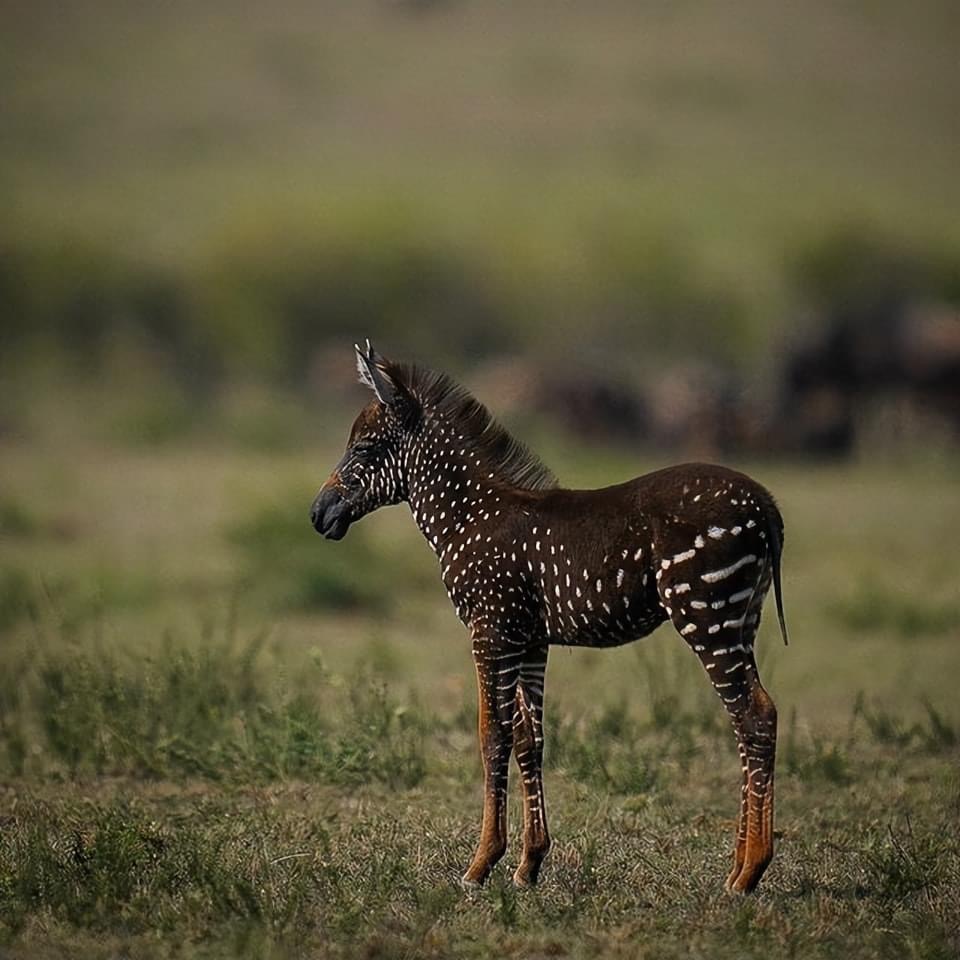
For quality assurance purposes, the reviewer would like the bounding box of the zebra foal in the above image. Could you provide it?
[311,342,788,894]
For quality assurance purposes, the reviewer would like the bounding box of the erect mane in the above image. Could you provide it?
[387,361,558,492]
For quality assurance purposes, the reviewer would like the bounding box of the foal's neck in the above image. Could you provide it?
[404,413,512,558]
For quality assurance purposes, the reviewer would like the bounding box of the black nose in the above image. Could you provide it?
[310,488,334,530]
[310,486,351,540]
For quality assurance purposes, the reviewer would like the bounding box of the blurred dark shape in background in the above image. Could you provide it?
[779,301,960,458]
[777,230,960,457]
[1,1,958,459]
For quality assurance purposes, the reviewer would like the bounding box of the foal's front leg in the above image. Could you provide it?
[462,633,521,887]
[513,646,550,886]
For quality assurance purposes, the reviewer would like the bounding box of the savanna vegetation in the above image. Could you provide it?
[2,1,958,957]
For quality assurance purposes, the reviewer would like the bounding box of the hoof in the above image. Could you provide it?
[725,863,765,894]
[460,874,483,893]
[512,866,540,888]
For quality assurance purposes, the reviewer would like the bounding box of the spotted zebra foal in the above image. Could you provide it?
[311,342,788,894]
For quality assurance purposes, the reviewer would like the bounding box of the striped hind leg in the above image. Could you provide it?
[726,667,777,893]
[512,645,550,886]
[662,563,778,893]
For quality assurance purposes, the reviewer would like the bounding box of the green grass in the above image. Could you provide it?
[1,757,957,958]
[0,631,426,787]
[227,498,436,614]
[832,581,960,639]
[1,412,958,957]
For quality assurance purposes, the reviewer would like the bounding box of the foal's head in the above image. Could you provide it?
[310,342,416,540]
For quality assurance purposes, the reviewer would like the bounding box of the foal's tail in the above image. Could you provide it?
[765,502,789,646]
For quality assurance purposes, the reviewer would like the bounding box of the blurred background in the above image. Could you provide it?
[1,0,958,769]
[3,0,959,459]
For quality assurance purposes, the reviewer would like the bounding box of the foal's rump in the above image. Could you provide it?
[528,462,785,652]
[629,462,787,645]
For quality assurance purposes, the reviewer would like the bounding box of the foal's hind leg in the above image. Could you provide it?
[661,563,777,893]
[512,646,550,886]
[726,672,777,892]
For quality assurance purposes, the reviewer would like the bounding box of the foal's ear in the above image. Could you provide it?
[354,339,398,406]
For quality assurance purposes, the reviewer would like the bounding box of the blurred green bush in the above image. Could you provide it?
[4,217,957,398]
[227,498,436,614]
[0,211,761,389]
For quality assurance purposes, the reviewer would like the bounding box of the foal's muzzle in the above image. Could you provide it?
[310,486,352,540]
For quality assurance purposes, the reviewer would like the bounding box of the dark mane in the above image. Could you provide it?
[388,362,558,492]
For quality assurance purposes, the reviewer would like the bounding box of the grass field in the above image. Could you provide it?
[1,405,958,958]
